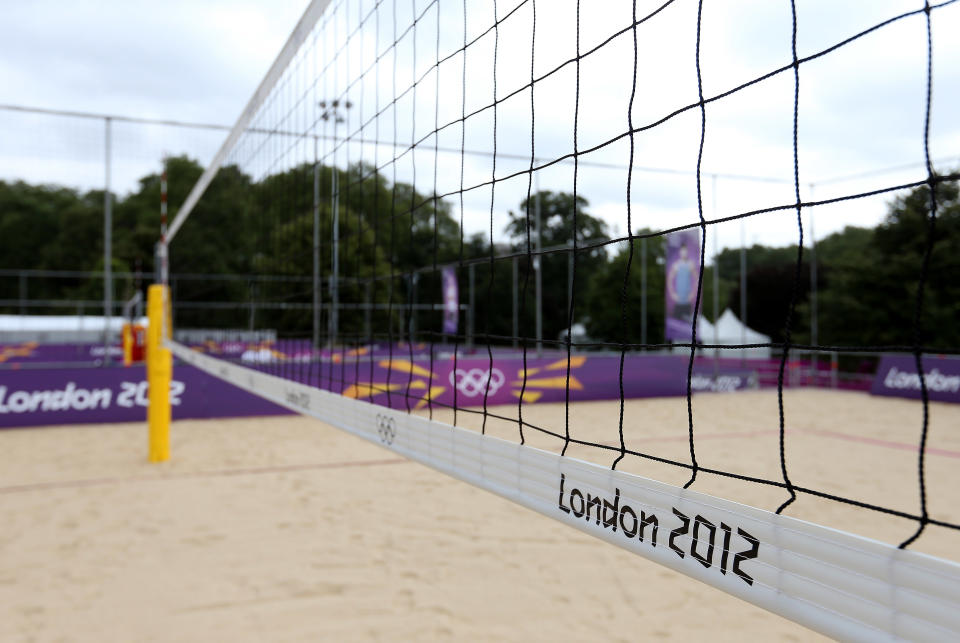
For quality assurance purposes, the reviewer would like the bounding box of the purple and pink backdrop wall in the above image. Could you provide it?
[4,341,953,429]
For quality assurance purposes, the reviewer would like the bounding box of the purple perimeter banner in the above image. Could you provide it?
[0,351,758,428]
[870,354,960,403]
[0,365,290,429]
[0,342,123,365]
[310,353,754,410]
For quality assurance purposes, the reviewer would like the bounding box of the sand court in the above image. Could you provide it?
[2,389,958,641]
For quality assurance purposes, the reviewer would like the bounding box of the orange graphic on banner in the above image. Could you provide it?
[517,356,587,379]
[512,376,584,391]
[511,390,543,403]
[379,359,434,378]
[544,355,586,370]
[0,342,38,363]
[414,386,447,409]
[511,356,588,399]
[346,356,587,406]
[342,382,406,399]
[343,379,439,400]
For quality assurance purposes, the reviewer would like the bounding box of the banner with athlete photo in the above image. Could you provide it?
[665,230,701,341]
[441,267,459,335]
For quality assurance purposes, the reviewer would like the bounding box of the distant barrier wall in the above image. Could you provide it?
[0,365,290,428]
[317,354,757,411]
[870,354,960,403]
[0,341,768,428]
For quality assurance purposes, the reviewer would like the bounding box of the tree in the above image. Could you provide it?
[718,243,814,345]
[586,231,735,348]
[814,179,960,350]
[0,180,108,311]
[504,191,610,342]
[7,156,952,355]
[584,233,666,346]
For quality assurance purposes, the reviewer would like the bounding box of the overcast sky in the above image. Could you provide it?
[0,0,307,196]
[2,0,959,256]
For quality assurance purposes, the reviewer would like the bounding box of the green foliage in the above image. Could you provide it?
[0,181,108,310]
[504,191,608,249]
[814,180,960,350]
[585,232,734,347]
[2,158,956,353]
[0,181,102,273]
[709,180,959,350]
[503,191,610,342]
[584,233,666,346]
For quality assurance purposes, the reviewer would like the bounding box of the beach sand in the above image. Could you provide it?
[2,389,958,641]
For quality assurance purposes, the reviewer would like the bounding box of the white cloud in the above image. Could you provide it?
[1,0,958,254]
[0,0,307,192]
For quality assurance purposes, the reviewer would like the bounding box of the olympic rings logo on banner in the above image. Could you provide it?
[375,413,396,445]
[449,368,506,397]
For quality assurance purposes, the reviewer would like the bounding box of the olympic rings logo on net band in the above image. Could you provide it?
[448,368,506,397]
[375,413,396,445]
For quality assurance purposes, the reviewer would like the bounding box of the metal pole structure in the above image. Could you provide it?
[322,101,349,348]
[512,256,519,349]
[18,272,26,315]
[331,169,339,347]
[313,138,321,348]
[567,238,573,322]
[809,183,818,386]
[534,176,543,358]
[468,263,475,350]
[712,174,719,372]
[364,282,372,344]
[409,273,418,342]
[159,168,169,286]
[103,116,113,365]
[640,237,647,348]
[134,260,144,318]
[740,218,747,366]
[830,351,838,389]
[248,282,256,332]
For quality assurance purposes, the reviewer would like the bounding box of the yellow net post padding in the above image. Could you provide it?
[146,284,171,462]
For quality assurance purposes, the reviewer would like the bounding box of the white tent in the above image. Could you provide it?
[672,309,771,359]
[0,314,142,343]
[705,309,771,359]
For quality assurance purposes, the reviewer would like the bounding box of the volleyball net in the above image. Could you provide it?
[161,0,960,637]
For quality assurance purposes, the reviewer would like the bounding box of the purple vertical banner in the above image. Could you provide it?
[442,267,459,335]
[665,229,701,341]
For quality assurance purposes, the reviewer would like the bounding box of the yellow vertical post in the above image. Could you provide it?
[146,284,171,462]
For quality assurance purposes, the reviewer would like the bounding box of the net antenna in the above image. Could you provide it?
[162,0,960,638]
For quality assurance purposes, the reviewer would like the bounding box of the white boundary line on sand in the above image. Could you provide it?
[167,339,960,641]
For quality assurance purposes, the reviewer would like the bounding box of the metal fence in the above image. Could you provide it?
[0,104,226,362]
[3,102,955,371]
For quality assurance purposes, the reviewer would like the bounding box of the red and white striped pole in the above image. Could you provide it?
[160,170,169,285]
